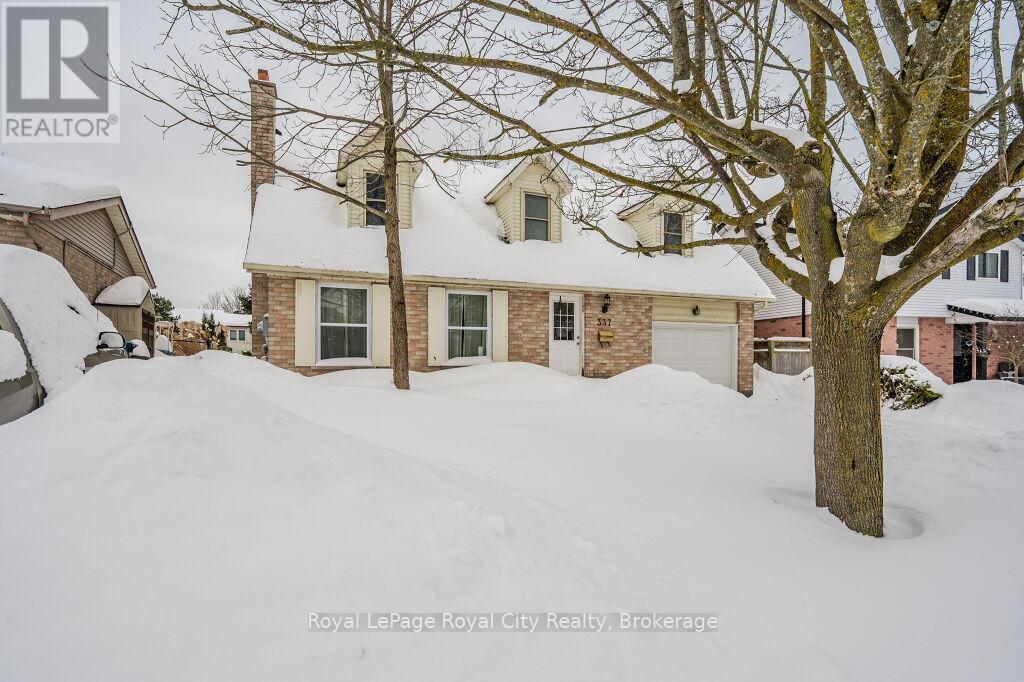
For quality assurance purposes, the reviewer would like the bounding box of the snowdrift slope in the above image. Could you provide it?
[1,354,1022,681]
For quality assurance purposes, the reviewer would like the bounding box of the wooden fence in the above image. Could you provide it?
[754,337,813,376]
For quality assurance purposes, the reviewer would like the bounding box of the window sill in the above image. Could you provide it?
[443,356,492,367]
[315,358,372,368]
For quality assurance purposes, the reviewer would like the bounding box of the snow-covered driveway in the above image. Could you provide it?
[1,353,1021,681]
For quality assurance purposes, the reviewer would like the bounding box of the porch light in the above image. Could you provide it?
[692,305,701,316]
[601,294,611,313]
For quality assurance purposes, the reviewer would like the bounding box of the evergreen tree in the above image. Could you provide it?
[153,292,178,322]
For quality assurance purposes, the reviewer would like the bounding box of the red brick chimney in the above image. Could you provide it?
[249,69,277,213]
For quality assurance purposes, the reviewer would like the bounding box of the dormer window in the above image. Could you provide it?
[524,193,550,241]
[663,212,685,255]
[366,173,386,226]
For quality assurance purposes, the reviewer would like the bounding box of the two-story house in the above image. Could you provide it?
[738,237,1024,383]
[243,71,772,393]
[0,157,157,350]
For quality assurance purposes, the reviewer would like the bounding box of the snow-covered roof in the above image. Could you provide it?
[948,298,1024,321]
[175,308,252,327]
[95,276,151,306]
[0,156,121,210]
[246,164,773,300]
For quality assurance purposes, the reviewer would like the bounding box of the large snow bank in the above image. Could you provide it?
[246,165,773,300]
[0,246,114,396]
[95,276,150,306]
[0,330,26,381]
[1,355,1022,679]
[0,156,120,209]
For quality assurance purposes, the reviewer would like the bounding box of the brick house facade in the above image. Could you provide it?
[243,71,772,394]
[251,272,759,392]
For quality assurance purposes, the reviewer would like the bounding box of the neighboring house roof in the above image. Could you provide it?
[947,298,1024,321]
[175,308,252,327]
[0,157,156,288]
[95,276,151,306]
[245,163,773,301]
[0,156,120,209]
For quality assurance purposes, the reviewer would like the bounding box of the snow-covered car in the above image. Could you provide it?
[0,245,128,425]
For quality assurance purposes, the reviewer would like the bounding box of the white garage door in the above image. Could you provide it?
[652,322,737,389]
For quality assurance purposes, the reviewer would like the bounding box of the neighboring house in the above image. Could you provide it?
[0,157,156,346]
[737,237,1024,383]
[173,308,253,355]
[243,71,772,393]
[94,276,157,353]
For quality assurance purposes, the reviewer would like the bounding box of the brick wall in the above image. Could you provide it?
[737,302,754,395]
[880,318,898,355]
[405,284,430,371]
[754,314,808,339]
[583,293,651,378]
[508,289,549,366]
[918,317,953,383]
[2,218,123,300]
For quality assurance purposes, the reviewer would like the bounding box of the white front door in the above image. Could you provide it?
[549,293,583,376]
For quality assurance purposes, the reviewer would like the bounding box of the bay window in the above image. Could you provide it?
[319,284,370,363]
[447,291,490,361]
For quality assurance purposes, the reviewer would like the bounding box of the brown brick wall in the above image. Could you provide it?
[737,302,754,395]
[918,317,953,383]
[508,289,549,366]
[405,284,430,371]
[583,293,652,378]
[2,219,123,301]
[880,318,898,355]
[754,314,809,339]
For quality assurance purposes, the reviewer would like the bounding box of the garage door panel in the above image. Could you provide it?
[652,323,737,389]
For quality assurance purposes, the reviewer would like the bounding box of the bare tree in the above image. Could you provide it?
[991,305,1024,378]
[369,0,1023,537]
[136,0,1024,536]
[120,0,481,390]
[202,284,251,314]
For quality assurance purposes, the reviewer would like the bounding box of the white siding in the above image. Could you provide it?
[737,242,1024,321]
[897,246,1024,317]
[735,246,805,320]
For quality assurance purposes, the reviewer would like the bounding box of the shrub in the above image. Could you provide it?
[880,365,943,410]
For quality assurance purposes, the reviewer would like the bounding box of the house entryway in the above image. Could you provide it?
[953,324,974,383]
[549,293,583,376]
[653,322,738,389]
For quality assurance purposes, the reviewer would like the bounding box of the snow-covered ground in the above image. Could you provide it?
[1,354,1021,681]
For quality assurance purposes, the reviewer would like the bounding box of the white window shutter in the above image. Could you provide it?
[371,283,391,366]
[294,279,316,366]
[492,290,509,362]
[427,286,446,366]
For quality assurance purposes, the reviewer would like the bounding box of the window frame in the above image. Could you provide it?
[977,252,1000,279]
[236,328,246,342]
[316,282,372,366]
[895,324,919,361]
[365,172,387,227]
[662,212,686,256]
[229,329,238,341]
[523,192,550,241]
[445,289,491,366]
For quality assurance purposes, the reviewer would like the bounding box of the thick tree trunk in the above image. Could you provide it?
[811,311,884,536]
[378,61,411,390]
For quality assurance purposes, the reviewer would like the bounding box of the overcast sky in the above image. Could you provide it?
[2,0,253,308]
